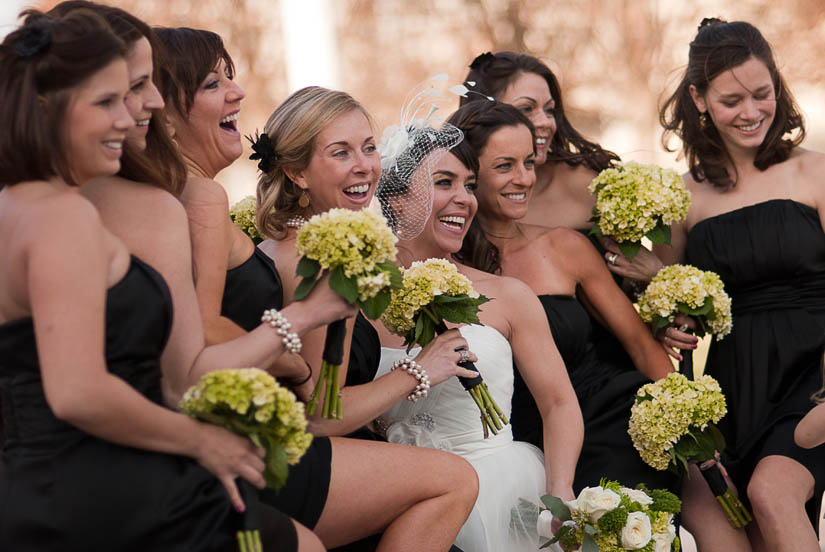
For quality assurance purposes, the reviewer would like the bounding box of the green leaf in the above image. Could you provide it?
[589,222,604,238]
[651,316,671,334]
[435,304,469,324]
[360,290,391,320]
[708,423,727,451]
[618,240,641,260]
[330,266,358,304]
[646,223,671,245]
[582,534,599,552]
[293,275,318,301]
[414,314,425,344]
[264,444,289,490]
[296,256,321,279]
[419,317,435,347]
[676,298,712,317]
[583,524,598,535]
[540,494,571,521]
[378,261,404,289]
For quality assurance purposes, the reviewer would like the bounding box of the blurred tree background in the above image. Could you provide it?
[27,0,825,200]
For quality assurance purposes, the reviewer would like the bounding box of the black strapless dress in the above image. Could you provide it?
[685,199,825,520]
[0,257,296,551]
[221,247,332,529]
[511,295,679,494]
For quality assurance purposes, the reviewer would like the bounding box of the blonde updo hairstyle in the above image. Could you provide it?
[255,86,372,240]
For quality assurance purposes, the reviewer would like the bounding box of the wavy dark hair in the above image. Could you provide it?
[462,51,618,173]
[448,101,535,274]
[0,9,126,187]
[660,18,805,189]
[48,1,187,195]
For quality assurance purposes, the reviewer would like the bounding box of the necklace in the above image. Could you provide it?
[286,215,307,229]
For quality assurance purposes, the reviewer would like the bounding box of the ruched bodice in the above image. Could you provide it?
[376,325,546,551]
[512,294,677,495]
[685,199,825,521]
[0,256,298,551]
[0,257,171,451]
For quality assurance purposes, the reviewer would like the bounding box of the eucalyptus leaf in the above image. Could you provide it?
[330,266,358,304]
[296,256,321,279]
[582,534,599,552]
[583,524,598,535]
[540,494,571,521]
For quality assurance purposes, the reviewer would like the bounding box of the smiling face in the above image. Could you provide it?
[64,58,134,184]
[415,151,478,255]
[691,56,777,155]
[124,37,164,151]
[497,71,555,165]
[474,124,536,222]
[172,58,245,176]
[294,109,380,213]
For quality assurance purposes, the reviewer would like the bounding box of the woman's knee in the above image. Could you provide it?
[747,457,813,515]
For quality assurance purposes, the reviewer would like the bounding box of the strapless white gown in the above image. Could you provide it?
[376,325,548,551]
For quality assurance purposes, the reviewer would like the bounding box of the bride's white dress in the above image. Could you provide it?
[376,325,546,551]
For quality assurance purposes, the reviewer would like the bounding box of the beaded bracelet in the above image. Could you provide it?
[261,308,302,354]
[391,357,430,402]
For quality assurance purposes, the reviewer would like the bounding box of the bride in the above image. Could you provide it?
[373,135,583,551]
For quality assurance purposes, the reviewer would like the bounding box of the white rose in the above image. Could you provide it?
[621,511,653,549]
[651,524,677,552]
[536,509,556,538]
[575,486,621,522]
[621,487,654,507]
[378,125,409,170]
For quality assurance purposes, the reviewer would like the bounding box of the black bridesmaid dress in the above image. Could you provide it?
[685,199,825,521]
[511,294,679,494]
[221,247,332,530]
[0,257,296,551]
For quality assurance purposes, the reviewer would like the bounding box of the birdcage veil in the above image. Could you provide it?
[376,74,466,240]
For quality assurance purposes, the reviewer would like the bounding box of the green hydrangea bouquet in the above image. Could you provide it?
[381,258,505,438]
[229,195,262,244]
[636,264,732,341]
[629,373,751,528]
[539,480,681,551]
[294,208,402,419]
[179,368,313,489]
[588,161,690,260]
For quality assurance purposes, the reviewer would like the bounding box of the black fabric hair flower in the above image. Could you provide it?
[699,17,725,31]
[469,52,496,71]
[14,22,53,59]
[247,132,277,173]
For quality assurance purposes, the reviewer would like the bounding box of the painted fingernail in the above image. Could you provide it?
[236,503,245,513]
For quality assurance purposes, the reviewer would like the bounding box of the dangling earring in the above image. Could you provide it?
[298,190,310,209]
[699,112,709,130]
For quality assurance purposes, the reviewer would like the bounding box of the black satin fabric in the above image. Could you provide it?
[512,294,679,494]
[221,248,332,529]
[685,199,825,520]
[0,257,296,551]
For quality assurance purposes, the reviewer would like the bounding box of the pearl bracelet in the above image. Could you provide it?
[391,357,430,402]
[261,308,302,354]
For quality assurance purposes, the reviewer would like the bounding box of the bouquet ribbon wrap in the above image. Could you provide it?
[435,321,482,391]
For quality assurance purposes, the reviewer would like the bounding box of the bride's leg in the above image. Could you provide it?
[747,455,817,552]
[681,464,751,551]
[313,438,478,551]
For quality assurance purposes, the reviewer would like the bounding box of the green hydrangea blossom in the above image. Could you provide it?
[229,195,262,243]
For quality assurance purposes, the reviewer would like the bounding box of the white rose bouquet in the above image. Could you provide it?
[539,480,681,551]
[636,264,732,341]
[380,258,506,438]
[294,208,403,419]
[629,373,751,528]
[588,161,690,260]
[230,196,263,244]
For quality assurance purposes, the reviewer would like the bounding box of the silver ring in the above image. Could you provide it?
[459,349,470,363]
[607,253,618,265]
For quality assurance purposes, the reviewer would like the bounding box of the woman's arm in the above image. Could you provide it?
[29,195,265,511]
[559,231,674,381]
[180,176,251,344]
[795,401,825,449]
[505,278,583,499]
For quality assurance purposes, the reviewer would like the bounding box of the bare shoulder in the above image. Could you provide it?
[459,263,535,304]
[180,176,230,207]
[83,176,187,228]
[792,147,825,177]
[559,163,598,192]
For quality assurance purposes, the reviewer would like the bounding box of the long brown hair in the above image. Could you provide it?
[462,51,618,173]
[48,1,187,195]
[660,18,805,189]
[448,101,535,274]
[0,9,126,187]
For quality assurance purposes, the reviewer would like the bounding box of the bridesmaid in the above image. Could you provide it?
[621,18,823,552]
[0,9,295,550]
[156,27,480,551]
[446,100,677,496]
[460,51,618,231]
